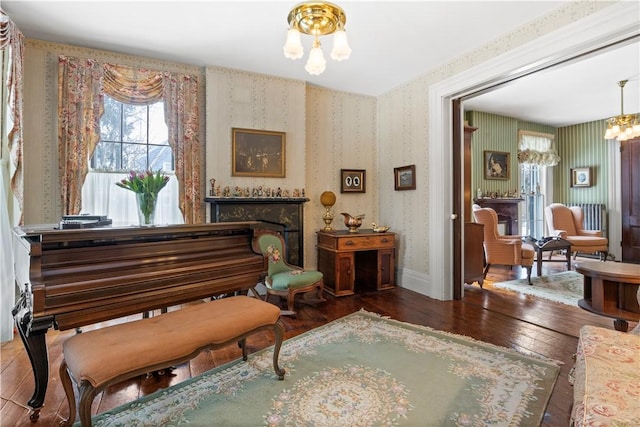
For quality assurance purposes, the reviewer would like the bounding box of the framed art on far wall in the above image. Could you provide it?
[231,128,286,177]
[340,169,366,193]
[484,151,510,180]
[571,167,591,187]
[394,164,416,190]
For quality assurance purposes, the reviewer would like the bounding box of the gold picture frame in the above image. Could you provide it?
[394,165,416,190]
[571,167,591,187]
[232,128,286,177]
[484,151,510,180]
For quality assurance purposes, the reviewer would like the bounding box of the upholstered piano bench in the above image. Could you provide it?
[59,296,285,427]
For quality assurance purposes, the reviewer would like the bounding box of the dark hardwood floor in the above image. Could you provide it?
[1,255,629,427]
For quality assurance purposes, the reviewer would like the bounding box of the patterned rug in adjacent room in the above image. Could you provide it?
[86,311,560,427]
[492,270,583,306]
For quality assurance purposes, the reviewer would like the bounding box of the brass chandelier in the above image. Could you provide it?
[283,2,351,75]
[604,80,640,141]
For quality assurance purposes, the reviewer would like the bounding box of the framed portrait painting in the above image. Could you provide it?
[394,165,416,190]
[340,169,366,193]
[232,128,286,178]
[484,151,510,180]
[571,167,591,187]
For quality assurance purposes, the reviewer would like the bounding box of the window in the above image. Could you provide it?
[81,96,183,225]
[93,95,172,171]
[518,131,556,238]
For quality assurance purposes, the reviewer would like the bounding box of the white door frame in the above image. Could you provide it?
[428,3,638,299]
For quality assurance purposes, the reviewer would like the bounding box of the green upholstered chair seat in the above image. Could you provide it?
[268,270,324,291]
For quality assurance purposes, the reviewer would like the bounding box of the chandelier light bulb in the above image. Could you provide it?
[604,127,613,140]
[305,39,326,75]
[283,28,304,60]
[330,28,351,61]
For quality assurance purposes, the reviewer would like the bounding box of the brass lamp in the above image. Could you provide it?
[320,191,336,231]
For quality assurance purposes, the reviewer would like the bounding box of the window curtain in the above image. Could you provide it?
[1,10,24,222]
[517,130,560,166]
[81,172,182,225]
[1,10,24,342]
[58,56,104,215]
[162,72,201,223]
[58,57,202,223]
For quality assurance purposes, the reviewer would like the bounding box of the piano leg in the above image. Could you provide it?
[12,292,52,422]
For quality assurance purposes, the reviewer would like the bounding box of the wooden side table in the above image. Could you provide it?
[317,230,395,296]
[523,236,572,276]
[575,261,640,331]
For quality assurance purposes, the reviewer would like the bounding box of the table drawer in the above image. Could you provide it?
[337,234,394,250]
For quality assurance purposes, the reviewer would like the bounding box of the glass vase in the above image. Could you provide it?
[136,192,157,226]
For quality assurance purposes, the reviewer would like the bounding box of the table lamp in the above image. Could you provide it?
[320,191,336,231]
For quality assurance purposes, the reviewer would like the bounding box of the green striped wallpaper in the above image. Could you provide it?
[554,120,609,204]
[466,111,609,205]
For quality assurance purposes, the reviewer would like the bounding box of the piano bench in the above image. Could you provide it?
[59,295,286,427]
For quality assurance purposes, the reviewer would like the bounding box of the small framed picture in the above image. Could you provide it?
[232,128,286,178]
[484,151,510,180]
[571,167,591,187]
[394,164,416,191]
[340,169,366,193]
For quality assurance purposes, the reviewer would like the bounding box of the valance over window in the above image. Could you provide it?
[58,56,202,223]
[517,130,560,166]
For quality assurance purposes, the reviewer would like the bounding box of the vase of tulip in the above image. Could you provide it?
[116,170,169,226]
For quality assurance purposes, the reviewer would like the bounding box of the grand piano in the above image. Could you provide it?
[11,222,267,421]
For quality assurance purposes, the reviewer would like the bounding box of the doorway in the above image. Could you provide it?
[437,4,639,300]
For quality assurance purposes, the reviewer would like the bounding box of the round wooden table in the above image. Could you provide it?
[575,261,640,331]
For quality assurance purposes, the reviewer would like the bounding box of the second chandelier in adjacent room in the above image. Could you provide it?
[283,2,351,75]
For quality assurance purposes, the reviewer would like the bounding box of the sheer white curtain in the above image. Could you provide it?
[1,160,15,342]
[517,131,559,166]
[81,172,184,225]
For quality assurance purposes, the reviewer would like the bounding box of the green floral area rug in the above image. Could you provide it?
[86,311,560,427]
[492,271,583,306]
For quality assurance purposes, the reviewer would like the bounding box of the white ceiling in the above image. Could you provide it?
[2,1,639,127]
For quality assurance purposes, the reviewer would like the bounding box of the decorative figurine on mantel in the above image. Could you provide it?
[209,178,216,197]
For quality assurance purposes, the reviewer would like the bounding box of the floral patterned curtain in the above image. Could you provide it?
[1,11,24,223]
[58,57,202,222]
[103,63,164,104]
[162,72,201,223]
[517,130,560,166]
[58,56,104,215]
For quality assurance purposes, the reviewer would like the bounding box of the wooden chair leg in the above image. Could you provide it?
[482,264,491,278]
[59,360,76,427]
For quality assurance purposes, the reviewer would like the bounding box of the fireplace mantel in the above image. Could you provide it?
[205,197,309,267]
[473,198,524,235]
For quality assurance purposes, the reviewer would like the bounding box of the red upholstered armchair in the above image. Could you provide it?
[544,203,608,260]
